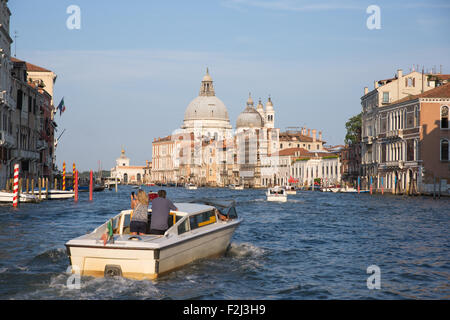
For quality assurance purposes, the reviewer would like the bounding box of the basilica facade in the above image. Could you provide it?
[152,69,281,187]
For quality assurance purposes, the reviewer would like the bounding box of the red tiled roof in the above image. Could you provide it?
[390,82,450,105]
[278,147,312,157]
[11,57,52,72]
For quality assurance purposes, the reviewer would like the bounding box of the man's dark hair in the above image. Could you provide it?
[158,190,166,198]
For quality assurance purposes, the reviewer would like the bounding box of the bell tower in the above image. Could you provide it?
[265,96,275,129]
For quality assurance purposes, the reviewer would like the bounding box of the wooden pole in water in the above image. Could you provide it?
[12,164,19,208]
[45,178,49,197]
[115,176,118,193]
[26,178,29,194]
[370,176,373,195]
[89,170,93,201]
[74,170,78,202]
[38,178,42,201]
[381,176,384,195]
[31,179,34,196]
[62,162,66,191]
[54,177,57,190]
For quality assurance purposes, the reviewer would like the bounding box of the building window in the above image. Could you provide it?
[441,139,449,161]
[383,92,389,103]
[441,106,449,129]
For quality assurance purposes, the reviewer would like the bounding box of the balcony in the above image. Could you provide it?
[0,130,15,148]
[0,91,15,110]
[385,129,404,140]
[12,149,40,161]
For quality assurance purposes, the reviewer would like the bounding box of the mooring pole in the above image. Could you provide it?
[12,164,19,208]
[89,170,93,201]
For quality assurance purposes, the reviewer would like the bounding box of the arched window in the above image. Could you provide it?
[441,106,449,129]
[441,139,449,161]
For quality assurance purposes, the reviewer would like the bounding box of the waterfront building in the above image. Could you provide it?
[110,148,150,184]
[375,82,450,194]
[277,147,341,187]
[0,0,14,187]
[151,136,175,184]
[279,127,325,152]
[361,68,450,194]
[340,142,361,187]
[361,68,438,187]
[0,0,59,188]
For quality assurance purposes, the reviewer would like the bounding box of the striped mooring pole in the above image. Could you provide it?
[62,162,66,191]
[13,164,19,208]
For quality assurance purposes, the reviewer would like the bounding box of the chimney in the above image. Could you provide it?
[307,129,311,137]
[374,81,379,89]
[397,69,403,79]
[312,129,317,142]
[319,131,322,141]
[364,87,368,95]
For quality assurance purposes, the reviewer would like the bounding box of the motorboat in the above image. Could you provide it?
[65,201,242,280]
[185,183,198,190]
[284,185,296,195]
[46,189,75,200]
[0,191,38,203]
[104,178,118,189]
[228,184,244,190]
[266,186,287,202]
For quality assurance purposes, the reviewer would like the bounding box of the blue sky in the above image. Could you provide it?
[8,0,450,171]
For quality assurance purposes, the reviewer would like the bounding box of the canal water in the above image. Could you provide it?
[0,186,448,299]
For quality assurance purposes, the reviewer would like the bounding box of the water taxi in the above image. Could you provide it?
[65,201,242,280]
[228,184,244,190]
[266,186,287,202]
[284,185,296,195]
[104,177,118,190]
[185,183,198,190]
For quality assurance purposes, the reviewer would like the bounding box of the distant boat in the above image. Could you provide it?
[104,178,118,189]
[185,183,198,190]
[148,192,158,202]
[47,190,75,200]
[267,186,287,202]
[228,184,244,190]
[78,185,105,192]
[284,185,296,195]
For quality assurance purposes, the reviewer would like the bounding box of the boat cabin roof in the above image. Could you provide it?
[171,202,215,215]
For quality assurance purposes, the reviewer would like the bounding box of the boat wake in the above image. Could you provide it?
[28,248,67,266]
[226,242,266,258]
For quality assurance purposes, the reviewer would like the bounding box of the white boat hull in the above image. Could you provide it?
[67,223,238,280]
[267,195,287,202]
[47,190,75,199]
[66,203,242,280]
[0,191,37,203]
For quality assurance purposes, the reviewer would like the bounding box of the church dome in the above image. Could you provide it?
[183,69,231,125]
[236,94,264,129]
[184,95,230,122]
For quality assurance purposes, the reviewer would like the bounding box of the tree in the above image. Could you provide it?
[345,113,362,145]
